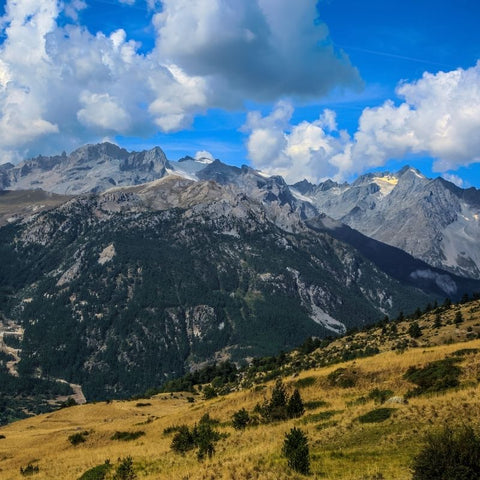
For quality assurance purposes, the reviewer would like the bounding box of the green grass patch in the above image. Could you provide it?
[77,461,111,480]
[294,376,316,388]
[450,348,479,357]
[357,408,396,424]
[68,431,89,446]
[110,430,145,441]
[404,358,462,396]
[302,410,342,424]
[304,400,328,410]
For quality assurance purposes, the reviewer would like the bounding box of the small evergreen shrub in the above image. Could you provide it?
[232,408,250,430]
[170,425,196,454]
[412,425,480,480]
[287,389,305,418]
[408,322,422,338]
[327,367,357,388]
[110,431,145,441]
[113,457,136,480]
[368,388,394,404]
[282,427,310,475]
[357,408,395,423]
[77,461,111,480]
[203,385,217,400]
[20,463,39,476]
[69,431,89,446]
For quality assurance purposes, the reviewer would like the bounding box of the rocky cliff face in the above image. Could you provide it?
[0,143,170,194]
[293,167,480,279]
[0,177,437,399]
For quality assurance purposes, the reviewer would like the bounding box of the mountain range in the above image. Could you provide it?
[0,142,479,401]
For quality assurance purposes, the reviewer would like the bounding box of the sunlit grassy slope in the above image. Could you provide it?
[1,301,480,479]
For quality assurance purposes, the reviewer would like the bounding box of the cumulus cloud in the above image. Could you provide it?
[0,0,210,161]
[154,0,361,103]
[442,173,464,187]
[194,150,215,162]
[0,0,361,162]
[351,62,480,173]
[245,63,480,183]
[244,101,353,183]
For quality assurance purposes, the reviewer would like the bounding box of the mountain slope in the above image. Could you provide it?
[0,178,435,401]
[0,301,479,480]
[293,167,480,279]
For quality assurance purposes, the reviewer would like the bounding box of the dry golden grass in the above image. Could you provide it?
[1,334,479,480]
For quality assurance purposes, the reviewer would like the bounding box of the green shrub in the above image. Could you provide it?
[412,425,480,480]
[20,463,39,476]
[327,367,357,388]
[77,461,111,480]
[193,422,221,461]
[110,431,145,441]
[282,427,310,475]
[408,322,422,338]
[113,457,136,480]
[304,400,328,410]
[357,408,395,424]
[203,385,217,400]
[69,431,89,446]
[232,408,250,430]
[170,422,221,460]
[295,376,316,388]
[451,348,479,357]
[163,425,182,436]
[135,402,151,407]
[171,425,196,454]
[302,410,340,424]
[404,358,462,396]
[368,388,394,404]
[287,389,305,418]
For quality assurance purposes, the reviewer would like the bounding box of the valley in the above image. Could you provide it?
[0,299,479,479]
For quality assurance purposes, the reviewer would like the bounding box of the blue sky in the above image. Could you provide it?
[1,1,480,187]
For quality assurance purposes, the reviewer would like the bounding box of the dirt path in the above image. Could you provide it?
[0,321,87,405]
[55,379,87,405]
[0,326,22,376]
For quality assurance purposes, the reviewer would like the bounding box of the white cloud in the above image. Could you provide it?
[0,0,361,162]
[194,150,215,162]
[442,173,464,187]
[244,102,352,184]
[245,63,480,183]
[351,62,480,174]
[0,1,210,161]
[154,0,361,104]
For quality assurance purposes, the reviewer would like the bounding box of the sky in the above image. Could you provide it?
[1,1,480,187]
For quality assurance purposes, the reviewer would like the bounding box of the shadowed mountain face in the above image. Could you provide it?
[292,167,480,279]
[0,177,440,400]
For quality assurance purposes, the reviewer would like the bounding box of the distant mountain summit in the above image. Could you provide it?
[2,144,480,279]
[292,167,480,279]
[0,142,170,194]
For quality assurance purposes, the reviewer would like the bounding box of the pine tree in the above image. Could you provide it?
[282,427,310,474]
[408,322,422,338]
[113,457,136,480]
[232,408,250,430]
[287,389,305,419]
